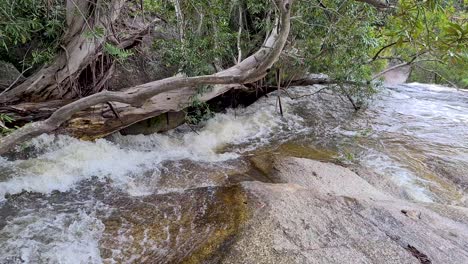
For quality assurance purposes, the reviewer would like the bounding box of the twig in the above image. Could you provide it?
[370,41,399,62]
[338,85,359,111]
[237,4,243,63]
[0,66,32,97]
[276,69,283,116]
[187,123,200,135]
[414,64,458,89]
[106,102,122,122]
[292,86,330,99]
[70,0,94,34]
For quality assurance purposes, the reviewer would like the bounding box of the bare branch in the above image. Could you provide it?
[373,62,411,80]
[370,41,399,62]
[414,64,458,89]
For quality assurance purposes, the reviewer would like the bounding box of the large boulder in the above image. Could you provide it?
[383,65,412,86]
[221,158,468,264]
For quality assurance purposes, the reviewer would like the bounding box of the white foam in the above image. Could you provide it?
[361,151,433,203]
[0,94,305,200]
[0,136,157,200]
[406,82,462,92]
[0,206,104,264]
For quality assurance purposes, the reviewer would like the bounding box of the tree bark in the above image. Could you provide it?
[0,0,294,155]
[0,0,127,104]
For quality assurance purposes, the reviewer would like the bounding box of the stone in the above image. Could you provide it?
[219,158,468,264]
[99,185,249,263]
[401,209,422,220]
[0,61,23,92]
[120,111,186,135]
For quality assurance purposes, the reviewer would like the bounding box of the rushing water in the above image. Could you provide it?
[0,83,466,263]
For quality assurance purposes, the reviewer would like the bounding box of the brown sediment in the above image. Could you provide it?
[394,151,464,204]
[276,143,338,162]
[99,185,249,263]
[248,142,338,179]
[181,185,249,264]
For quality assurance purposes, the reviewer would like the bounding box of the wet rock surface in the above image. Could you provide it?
[220,158,468,264]
[99,186,249,263]
[0,83,466,263]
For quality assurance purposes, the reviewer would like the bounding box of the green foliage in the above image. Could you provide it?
[185,99,215,125]
[0,0,464,114]
[0,114,16,135]
[0,0,65,71]
[147,0,241,76]
[154,32,233,76]
[185,85,215,125]
[103,43,134,62]
[144,0,467,104]
[287,0,385,101]
[144,0,273,77]
[409,59,468,88]
[378,0,467,87]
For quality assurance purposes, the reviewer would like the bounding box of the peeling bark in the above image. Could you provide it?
[0,0,128,104]
[0,0,294,154]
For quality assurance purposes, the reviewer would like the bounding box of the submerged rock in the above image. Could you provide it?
[99,185,249,263]
[94,157,468,263]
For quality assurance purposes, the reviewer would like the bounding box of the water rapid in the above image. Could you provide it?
[0,83,466,263]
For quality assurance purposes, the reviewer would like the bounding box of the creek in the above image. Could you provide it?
[0,83,466,263]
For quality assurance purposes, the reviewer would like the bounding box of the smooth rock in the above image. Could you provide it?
[220,158,468,264]
[383,65,412,85]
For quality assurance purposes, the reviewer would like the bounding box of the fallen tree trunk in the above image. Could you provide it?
[0,0,293,154]
[59,83,242,139]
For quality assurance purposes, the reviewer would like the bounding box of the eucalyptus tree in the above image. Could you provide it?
[0,0,466,154]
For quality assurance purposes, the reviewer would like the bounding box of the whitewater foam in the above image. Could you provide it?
[0,94,305,200]
[0,205,105,264]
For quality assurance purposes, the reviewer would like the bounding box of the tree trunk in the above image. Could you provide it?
[0,0,293,155]
[0,0,128,104]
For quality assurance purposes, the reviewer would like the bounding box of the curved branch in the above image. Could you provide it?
[0,0,294,155]
[413,64,458,89]
[370,41,398,62]
[373,62,411,80]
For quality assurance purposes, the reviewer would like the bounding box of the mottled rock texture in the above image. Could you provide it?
[221,158,468,264]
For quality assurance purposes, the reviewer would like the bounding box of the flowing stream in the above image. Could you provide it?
[0,83,467,263]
